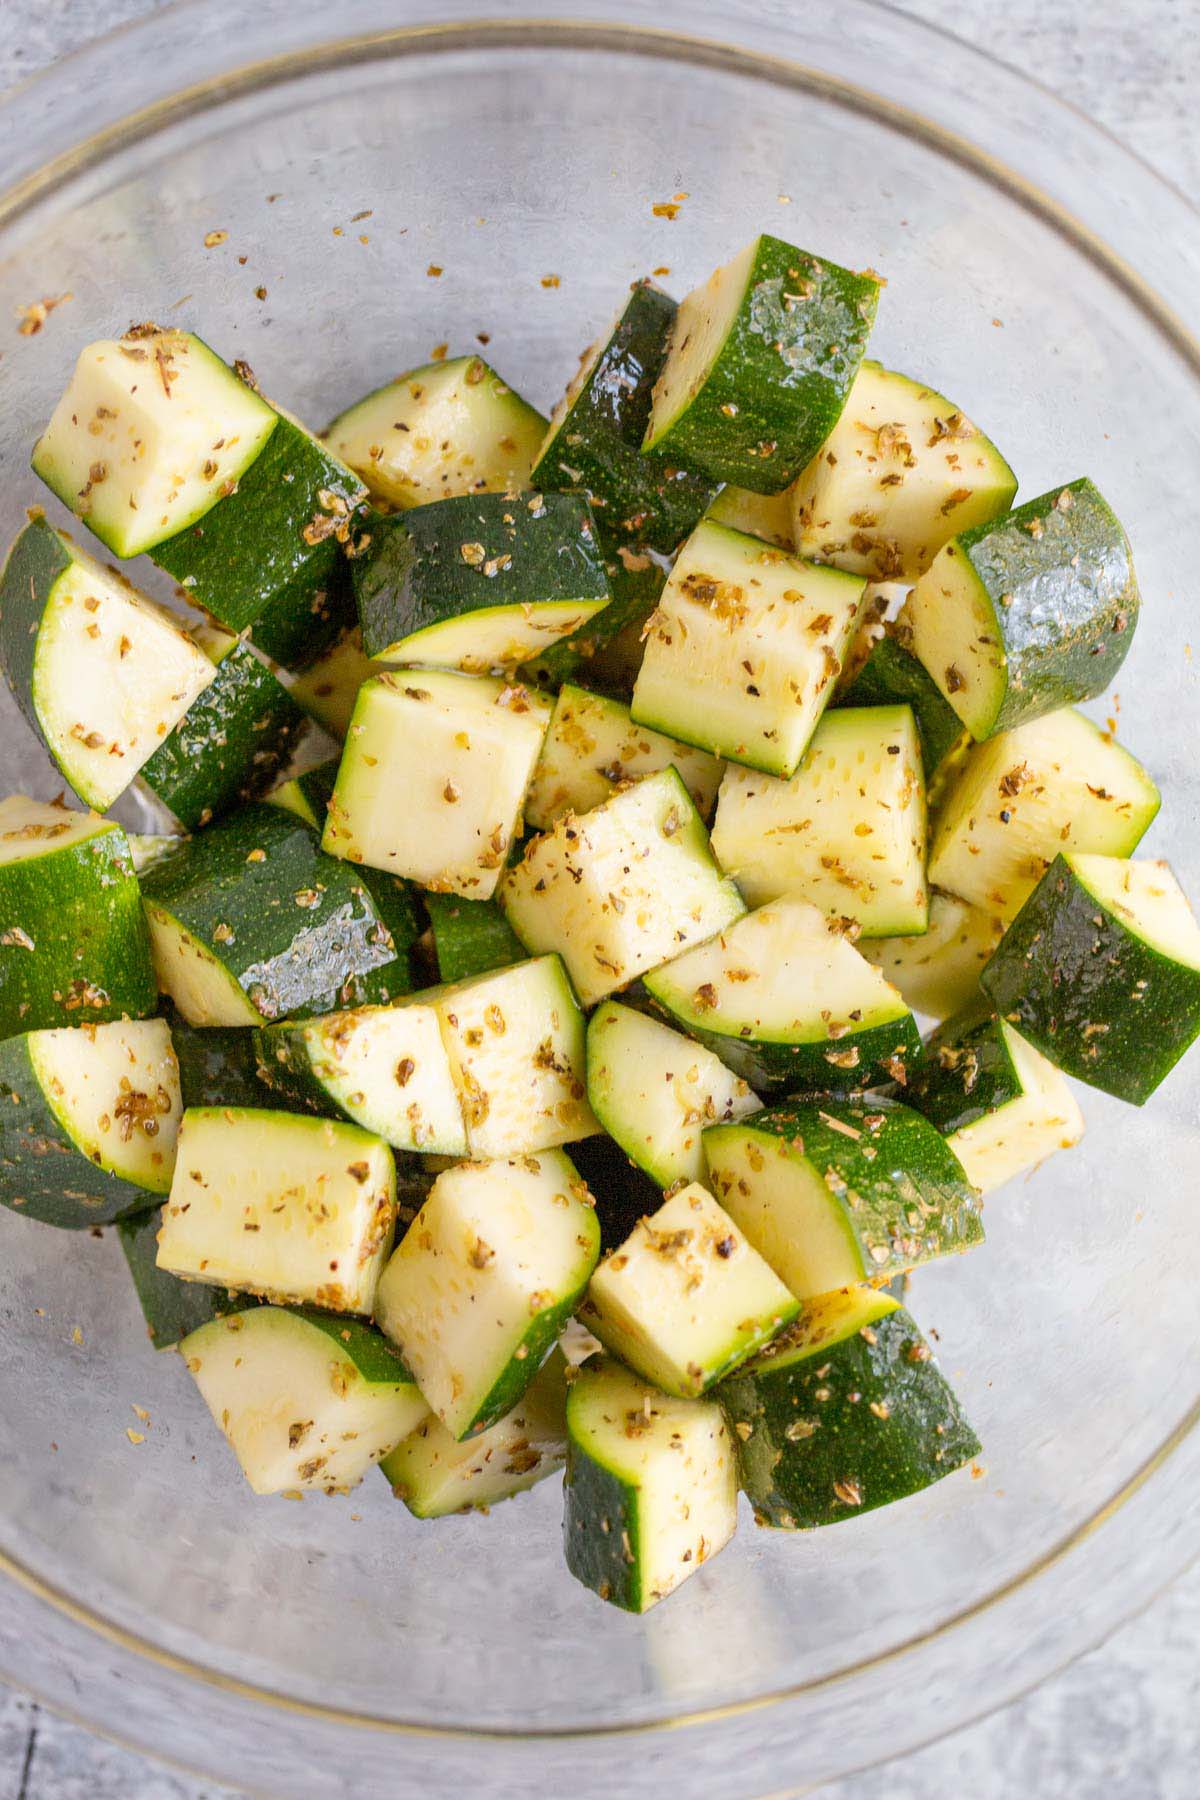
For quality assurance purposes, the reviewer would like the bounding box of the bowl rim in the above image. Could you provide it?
[1,0,1198,1773]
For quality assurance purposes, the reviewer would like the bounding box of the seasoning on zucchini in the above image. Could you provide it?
[0,796,156,1037]
[906,479,1139,740]
[157,1107,396,1311]
[519,544,667,692]
[322,671,551,900]
[718,1286,980,1527]
[704,484,794,547]
[710,703,927,935]
[642,896,921,1096]
[118,1203,256,1348]
[500,766,745,1008]
[790,360,1017,581]
[0,1017,181,1227]
[373,1151,600,1439]
[524,682,724,831]
[980,853,1200,1104]
[182,1307,427,1495]
[288,625,374,738]
[703,1095,984,1296]
[643,236,881,492]
[858,891,1003,1023]
[630,519,866,778]
[0,516,214,811]
[927,707,1160,921]
[834,630,968,780]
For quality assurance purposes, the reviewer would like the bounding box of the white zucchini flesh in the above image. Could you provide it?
[644,241,758,447]
[704,484,795,548]
[631,520,866,778]
[287,627,375,739]
[144,905,262,1026]
[128,832,186,875]
[393,601,609,675]
[31,543,215,810]
[183,1308,428,1495]
[432,954,596,1158]
[710,702,928,935]
[322,671,551,900]
[858,890,1003,1022]
[380,1349,569,1517]
[30,1017,182,1191]
[581,1183,798,1397]
[499,767,745,1008]
[523,684,724,831]
[373,1152,599,1439]
[947,1023,1084,1195]
[586,1001,760,1187]
[32,332,278,558]
[928,708,1160,922]
[701,1126,863,1298]
[1069,854,1200,965]
[0,794,116,862]
[157,1108,396,1313]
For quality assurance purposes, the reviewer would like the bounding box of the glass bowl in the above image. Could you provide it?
[1,4,1198,1794]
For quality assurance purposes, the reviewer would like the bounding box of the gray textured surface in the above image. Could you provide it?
[1,2,1198,1796]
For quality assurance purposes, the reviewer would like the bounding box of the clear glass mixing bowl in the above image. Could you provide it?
[1,4,1198,1794]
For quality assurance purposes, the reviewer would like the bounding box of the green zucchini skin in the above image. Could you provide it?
[903,1000,1022,1135]
[266,757,340,831]
[520,549,666,692]
[118,1203,256,1347]
[469,1287,593,1438]
[836,633,965,776]
[425,891,525,983]
[153,411,367,668]
[719,1301,980,1527]
[0,814,156,1037]
[138,638,307,830]
[980,855,1200,1104]
[140,804,406,1022]
[353,491,609,661]
[0,514,69,757]
[563,1427,644,1611]
[167,1008,271,1109]
[566,1132,663,1253]
[0,1032,157,1228]
[644,236,881,493]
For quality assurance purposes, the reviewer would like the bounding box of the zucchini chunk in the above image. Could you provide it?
[0,517,214,810]
[579,1183,799,1397]
[325,356,546,508]
[425,892,525,983]
[264,757,339,831]
[858,891,1003,1022]
[790,360,1017,581]
[138,625,307,830]
[630,520,866,778]
[0,1017,181,1228]
[703,1096,983,1296]
[167,1008,270,1108]
[981,853,1200,1104]
[642,236,881,492]
[520,545,666,692]
[906,479,1139,740]
[0,796,155,1036]
[373,1152,600,1438]
[322,671,551,900]
[128,832,186,876]
[563,1356,737,1612]
[500,767,745,1008]
[119,1203,256,1348]
[288,626,374,738]
[710,703,927,935]
[158,1107,396,1311]
[586,1000,760,1187]
[182,1307,427,1495]
[353,492,610,671]
[380,1347,569,1517]
[32,328,367,667]
[718,1286,981,1527]
[431,954,595,1157]
[524,683,723,830]
[532,281,715,557]
[704,483,794,548]
[141,803,407,1025]
[927,707,1160,921]
[255,998,467,1154]
[905,1003,1084,1193]
[567,1132,664,1251]
[835,631,967,779]
[643,897,921,1096]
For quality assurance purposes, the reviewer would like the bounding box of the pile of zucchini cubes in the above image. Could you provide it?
[2,232,1197,1614]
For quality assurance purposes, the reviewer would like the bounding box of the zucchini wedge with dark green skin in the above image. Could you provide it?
[520,547,666,693]
[718,1286,981,1527]
[138,627,308,830]
[265,757,339,831]
[353,491,610,671]
[118,1204,257,1348]
[532,281,715,557]
[703,1096,984,1296]
[287,626,374,738]
[425,891,525,983]
[166,1006,272,1109]
[906,478,1139,740]
[835,631,967,778]
[139,803,406,1025]
[0,797,156,1037]
[980,853,1200,1104]
[643,236,881,493]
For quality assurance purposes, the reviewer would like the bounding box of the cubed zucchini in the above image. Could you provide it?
[288,626,374,738]
[704,484,794,548]
[524,683,724,830]
[424,892,525,984]
[118,1203,256,1348]
[835,630,968,780]
[857,891,1003,1023]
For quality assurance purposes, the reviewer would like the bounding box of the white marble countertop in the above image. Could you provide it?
[1,2,1198,1795]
